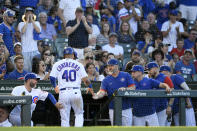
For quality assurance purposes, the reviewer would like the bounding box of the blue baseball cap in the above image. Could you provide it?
[101,15,108,20]
[107,58,119,65]
[64,47,74,55]
[147,62,159,70]
[24,73,39,81]
[160,65,171,72]
[3,10,15,17]
[131,65,144,73]
[132,50,141,56]
[169,10,178,16]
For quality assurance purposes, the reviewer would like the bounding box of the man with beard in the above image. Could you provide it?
[93,58,136,126]
[9,73,62,126]
[147,62,174,126]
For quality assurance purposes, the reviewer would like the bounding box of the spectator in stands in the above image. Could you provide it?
[47,6,62,32]
[147,33,163,55]
[10,42,22,68]
[175,49,196,81]
[14,28,21,43]
[0,106,12,127]
[86,14,100,37]
[88,35,97,50]
[35,0,53,16]
[102,32,124,60]
[0,9,15,56]
[117,21,135,46]
[114,0,124,32]
[32,57,50,80]
[7,55,28,80]
[96,23,110,45]
[18,7,41,72]
[137,30,154,55]
[135,19,151,42]
[38,12,57,41]
[118,0,141,34]
[147,12,159,37]
[152,49,169,67]
[171,38,185,58]
[171,53,180,71]
[0,49,8,80]
[161,10,184,52]
[85,3,99,26]
[178,0,197,21]
[184,29,197,50]
[105,7,116,32]
[85,63,104,81]
[107,53,115,61]
[100,15,109,27]
[66,7,92,60]
[41,48,54,72]
[58,0,81,28]
[159,43,172,62]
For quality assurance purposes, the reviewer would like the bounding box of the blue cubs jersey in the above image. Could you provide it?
[7,69,28,80]
[154,73,169,112]
[133,77,160,117]
[101,71,135,110]
[0,23,15,56]
[175,60,196,75]
[170,74,191,114]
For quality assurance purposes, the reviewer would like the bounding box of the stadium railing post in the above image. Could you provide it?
[179,97,186,126]
[114,96,122,126]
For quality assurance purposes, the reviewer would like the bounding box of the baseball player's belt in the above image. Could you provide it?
[60,87,79,91]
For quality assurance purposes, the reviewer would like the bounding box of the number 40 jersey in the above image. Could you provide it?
[50,58,88,89]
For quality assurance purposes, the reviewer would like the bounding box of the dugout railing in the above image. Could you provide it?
[0,95,32,126]
[0,80,197,126]
[113,90,197,126]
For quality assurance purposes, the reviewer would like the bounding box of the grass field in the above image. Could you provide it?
[1,126,197,131]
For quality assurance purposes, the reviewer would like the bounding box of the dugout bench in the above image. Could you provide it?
[0,80,197,126]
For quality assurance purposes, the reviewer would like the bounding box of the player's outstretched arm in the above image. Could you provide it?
[47,93,63,110]
[92,90,106,100]
[82,77,94,96]
[159,83,172,93]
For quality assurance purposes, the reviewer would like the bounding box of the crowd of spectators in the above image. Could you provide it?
[0,0,197,83]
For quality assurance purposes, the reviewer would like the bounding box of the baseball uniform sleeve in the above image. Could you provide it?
[174,61,181,73]
[164,76,174,88]
[0,24,4,35]
[37,89,48,101]
[174,74,185,86]
[150,78,161,89]
[126,73,135,87]
[100,78,108,92]
[11,86,20,96]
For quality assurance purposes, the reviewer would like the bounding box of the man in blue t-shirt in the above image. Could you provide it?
[147,62,173,126]
[130,65,171,126]
[174,49,196,81]
[0,10,15,56]
[93,58,135,126]
[160,65,196,126]
[7,55,28,80]
[183,29,197,50]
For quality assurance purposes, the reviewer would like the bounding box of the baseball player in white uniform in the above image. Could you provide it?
[9,73,62,126]
[0,106,12,127]
[50,47,94,127]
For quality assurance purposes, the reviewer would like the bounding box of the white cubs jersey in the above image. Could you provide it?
[50,58,88,89]
[10,85,48,116]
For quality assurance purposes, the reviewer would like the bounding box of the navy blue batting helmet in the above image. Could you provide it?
[64,47,74,55]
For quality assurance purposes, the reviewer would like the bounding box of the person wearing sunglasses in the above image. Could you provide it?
[41,49,54,72]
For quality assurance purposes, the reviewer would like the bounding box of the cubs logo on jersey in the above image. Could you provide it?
[32,96,38,104]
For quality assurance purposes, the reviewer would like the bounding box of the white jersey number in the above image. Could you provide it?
[62,69,76,82]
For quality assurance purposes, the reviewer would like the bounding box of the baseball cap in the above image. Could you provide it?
[131,65,144,73]
[147,62,159,70]
[75,7,83,13]
[101,15,108,20]
[25,7,34,13]
[64,47,74,55]
[160,65,171,72]
[169,10,178,16]
[107,58,119,65]
[24,73,39,81]
[14,42,22,48]
[184,49,193,54]
[3,9,15,17]
[132,50,141,56]
[109,32,118,38]
[41,39,50,47]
